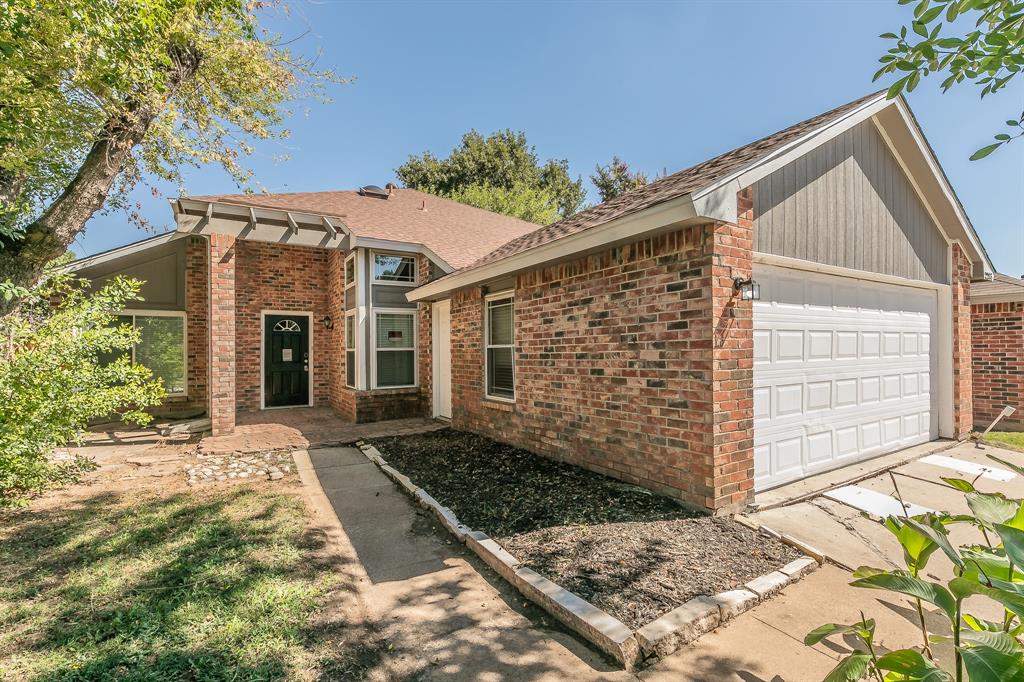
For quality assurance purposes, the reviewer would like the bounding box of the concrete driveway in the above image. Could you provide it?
[642,439,1024,680]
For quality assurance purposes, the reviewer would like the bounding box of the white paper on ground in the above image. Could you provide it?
[824,485,934,518]
[918,454,1016,482]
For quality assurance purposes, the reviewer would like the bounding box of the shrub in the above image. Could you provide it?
[0,263,164,505]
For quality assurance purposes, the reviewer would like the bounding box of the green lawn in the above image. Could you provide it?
[985,431,1024,453]
[0,485,374,681]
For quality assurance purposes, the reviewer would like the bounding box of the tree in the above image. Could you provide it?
[0,0,340,297]
[446,182,560,226]
[874,0,1024,159]
[0,266,164,505]
[590,156,648,203]
[396,129,585,221]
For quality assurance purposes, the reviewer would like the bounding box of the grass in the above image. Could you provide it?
[0,485,372,681]
[985,431,1024,452]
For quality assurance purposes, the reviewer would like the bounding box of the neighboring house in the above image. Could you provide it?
[971,273,1024,432]
[70,90,997,514]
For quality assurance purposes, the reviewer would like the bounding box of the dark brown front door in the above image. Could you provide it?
[264,314,309,407]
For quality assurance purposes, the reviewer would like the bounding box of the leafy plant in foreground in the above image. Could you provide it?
[807,457,1024,680]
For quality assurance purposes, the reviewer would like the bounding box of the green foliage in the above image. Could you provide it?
[590,156,649,203]
[806,467,1024,680]
[0,0,341,240]
[0,263,164,505]
[875,0,1024,159]
[446,181,561,225]
[395,129,586,221]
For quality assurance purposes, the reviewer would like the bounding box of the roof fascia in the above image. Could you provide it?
[65,231,183,272]
[173,198,352,250]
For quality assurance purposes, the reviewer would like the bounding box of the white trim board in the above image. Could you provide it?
[918,454,1016,482]
[259,310,314,410]
[824,485,934,518]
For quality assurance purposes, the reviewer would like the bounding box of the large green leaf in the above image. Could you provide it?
[851,572,957,622]
[875,649,951,680]
[960,547,1024,583]
[884,516,940,572]
[994,523,1024,567]
[950,577,1024,621]
[804,621,875,646]
[963,613,1011,632]
[823,652,872,682]
[942,477,976,492]
[960,629,1023,655]
[959,645,1024,682]
[903,515,963,569]
[966,492,1017,529]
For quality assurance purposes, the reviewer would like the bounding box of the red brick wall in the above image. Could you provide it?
[326,250,351,419]
[709,189,755,509]
[417,255,434,417]
[209,234,237,434]
[952,243,974,436]
[972,301,1024,431]
[233,241,331,413]
[449,224,734,510]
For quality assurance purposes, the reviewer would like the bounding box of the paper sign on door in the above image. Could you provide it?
[282,349,293,362]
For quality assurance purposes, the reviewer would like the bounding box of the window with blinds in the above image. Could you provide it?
[345,313,356,388]
[374,312,415,387]
[485,296,514,400]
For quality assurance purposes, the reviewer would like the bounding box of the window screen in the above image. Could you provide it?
[485,297,514,399]
[375,312,415,387]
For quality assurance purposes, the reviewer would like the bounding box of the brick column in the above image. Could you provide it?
[184,236,210,413]
[707,188,756,512]
[209,234,237,435]
[417,255,434,418]
[951,243,973,437]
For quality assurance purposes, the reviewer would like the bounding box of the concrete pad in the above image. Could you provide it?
[753,499,904,570]
[856,474,971,516]
[754,440,956,508]
[825,484,934,517]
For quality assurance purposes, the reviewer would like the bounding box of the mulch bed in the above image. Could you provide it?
[370,429,799,630]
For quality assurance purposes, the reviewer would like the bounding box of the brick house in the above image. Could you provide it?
[71,91,995,512]
[971,274,1024,432]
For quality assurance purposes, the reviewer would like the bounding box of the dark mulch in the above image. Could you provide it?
[370,429,799,630]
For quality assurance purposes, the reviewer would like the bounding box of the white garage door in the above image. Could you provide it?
[753,264,939,490]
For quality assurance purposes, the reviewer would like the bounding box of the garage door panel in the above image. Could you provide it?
[754,264,940,490]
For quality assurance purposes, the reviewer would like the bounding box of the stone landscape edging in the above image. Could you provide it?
[354,441,819,669]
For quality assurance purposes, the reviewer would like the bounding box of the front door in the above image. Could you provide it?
[432,300,452,419]
[264,314,310,408]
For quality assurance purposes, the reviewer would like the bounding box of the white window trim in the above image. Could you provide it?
[484,291,515,403]
[344,251,357,291]
[259,310,314,410]
[370,250,418,287]
[344,309,357,389]
[116,309,189,397]
[370,307,418,390]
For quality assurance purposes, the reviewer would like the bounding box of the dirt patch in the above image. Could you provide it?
[370,429,799,630]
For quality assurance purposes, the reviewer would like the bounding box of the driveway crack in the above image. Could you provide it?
[808,499,899,570]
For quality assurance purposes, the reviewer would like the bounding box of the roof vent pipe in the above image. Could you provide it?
[385,182,398,195]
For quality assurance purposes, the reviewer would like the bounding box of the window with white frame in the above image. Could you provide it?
[344,253,356,288]
[372,253,416,284]
[345,312,356,389]
[374,311,416,387]
[485,295,514,400]
[101,312,187,395]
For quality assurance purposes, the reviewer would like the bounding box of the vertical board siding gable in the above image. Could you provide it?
[753,119,947,284]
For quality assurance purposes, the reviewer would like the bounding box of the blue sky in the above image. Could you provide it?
[78,0,1023,276]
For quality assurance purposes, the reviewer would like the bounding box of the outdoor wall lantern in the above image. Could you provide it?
[322,315,333,329]
[733,276,760,301]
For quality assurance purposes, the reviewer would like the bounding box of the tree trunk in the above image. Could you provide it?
[0,44,202,300]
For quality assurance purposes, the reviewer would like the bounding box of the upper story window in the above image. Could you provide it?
[373,253,416,284]
[344,254,356,288]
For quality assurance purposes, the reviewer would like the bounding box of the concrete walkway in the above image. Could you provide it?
[297,446,634,681]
